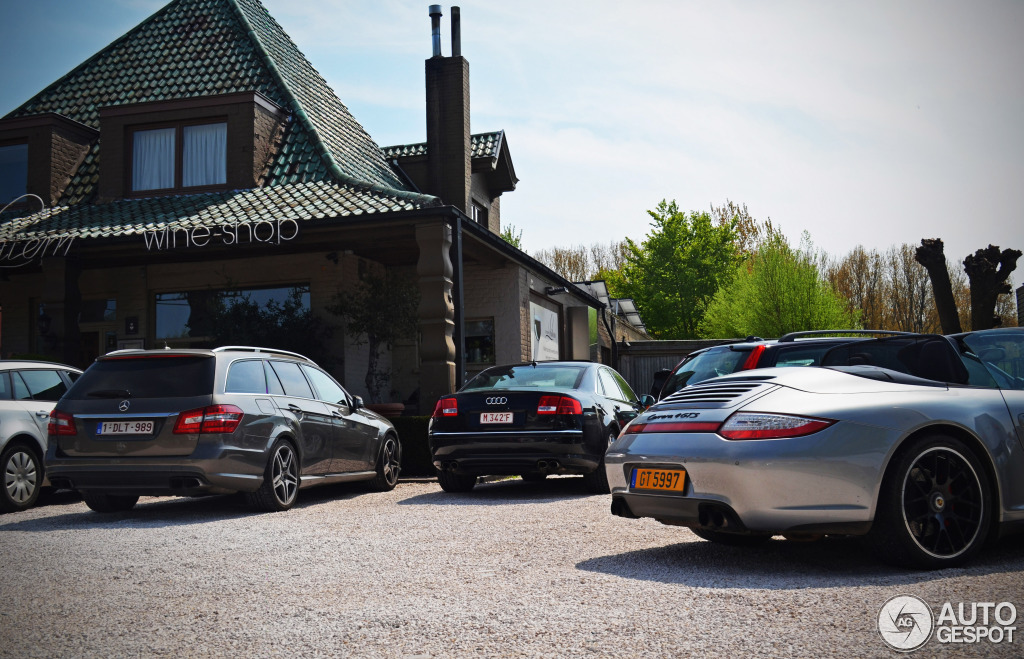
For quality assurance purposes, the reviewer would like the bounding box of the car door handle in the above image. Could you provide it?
[287,404,303,414]
[36,412,51,418]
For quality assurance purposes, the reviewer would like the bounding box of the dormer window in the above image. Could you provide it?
[0,143,28,204]
[131,121,227,193]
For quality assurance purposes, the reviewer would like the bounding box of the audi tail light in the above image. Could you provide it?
[173,405,244,434]
[433,397,458,417]
[718,412,835,440]
[48,410,77,436]
[537,395,582,415]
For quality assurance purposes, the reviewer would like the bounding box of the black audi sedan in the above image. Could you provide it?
[429,361,653,494]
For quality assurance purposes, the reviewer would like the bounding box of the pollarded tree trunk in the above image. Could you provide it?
[914,238,962,334]
[964,245,1022,330]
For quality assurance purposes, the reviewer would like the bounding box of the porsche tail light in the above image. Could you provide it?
[537,396,582,415]
[718,412,835,440]
[627,421,721,434]
[432,397,458,417]
[173,405,244,434]
[740,344,766,370]
[48,410,77,436]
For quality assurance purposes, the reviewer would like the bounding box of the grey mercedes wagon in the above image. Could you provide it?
[46,347,401,513]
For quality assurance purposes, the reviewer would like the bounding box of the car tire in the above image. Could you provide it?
[82,492,139,513]
[691,528,772,546]
[368,434,402,492]
[520,473,547,482]
[868,434,992,569]
[1,442,43,513]
[581,429,614,494]
[246,440,300,512]
[437,470,477,493]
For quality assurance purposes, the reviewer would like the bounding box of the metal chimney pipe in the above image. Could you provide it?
[429,5,443,57]
[451,6,461,57]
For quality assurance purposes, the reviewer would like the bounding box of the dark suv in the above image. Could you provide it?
[652,331,911,400]
[47,347,401,513]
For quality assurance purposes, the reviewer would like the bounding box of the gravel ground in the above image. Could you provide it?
[1,477,1023,658]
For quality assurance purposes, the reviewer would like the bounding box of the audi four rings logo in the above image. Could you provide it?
[119,400,131,412]
[485,397,508,405]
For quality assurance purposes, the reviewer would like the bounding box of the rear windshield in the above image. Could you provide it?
[462,365,585,391]
[66,356,215,399]
[662,348,749,398]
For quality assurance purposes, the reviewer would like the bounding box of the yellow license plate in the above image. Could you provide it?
[630,468,686,492]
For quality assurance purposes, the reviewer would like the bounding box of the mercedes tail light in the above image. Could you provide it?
[173,405,244,434]
[48,410,77,436]
[537,396,582,415]
[432,397,458,417]
[740,344,766,370]
[718,412,835,440]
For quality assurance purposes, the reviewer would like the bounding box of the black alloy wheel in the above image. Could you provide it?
[869,434,991,569]
[1,443,43,512]
[581,430,615,494]
[369,434,402,491]
[247,440,300,512]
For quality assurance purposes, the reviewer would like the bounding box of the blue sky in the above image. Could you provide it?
[1,0,1022,279]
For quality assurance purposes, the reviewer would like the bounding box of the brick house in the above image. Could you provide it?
[0,0,618,412]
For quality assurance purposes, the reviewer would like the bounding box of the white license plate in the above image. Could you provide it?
[97,421,155,435]
[480,412,513,424]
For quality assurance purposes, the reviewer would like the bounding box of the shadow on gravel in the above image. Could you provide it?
[0,482,375,531]
[397,475,595,506]
[576,533,1024,589]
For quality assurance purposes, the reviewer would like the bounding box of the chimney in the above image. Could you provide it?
[425,5,471,213]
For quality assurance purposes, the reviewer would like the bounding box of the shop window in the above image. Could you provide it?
[80,299,116,324]
[465,318,495,364]
[0,143,27,204]
[131,121,227,193]
[155,284,310,347]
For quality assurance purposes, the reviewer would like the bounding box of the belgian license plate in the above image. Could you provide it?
[631,468,686,492]
[97,421,154,435]
[480,412,513,424]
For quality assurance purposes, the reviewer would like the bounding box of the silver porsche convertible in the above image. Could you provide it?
[607,328,1024,569]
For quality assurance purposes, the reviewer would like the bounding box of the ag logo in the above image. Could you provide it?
[878,595,933,652]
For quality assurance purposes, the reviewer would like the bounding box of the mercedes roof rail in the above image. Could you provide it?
[211,346,314,362]
[777,330,920,343]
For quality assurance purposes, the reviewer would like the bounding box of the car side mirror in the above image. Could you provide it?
[639,394,656,409]
[351,395,364,410]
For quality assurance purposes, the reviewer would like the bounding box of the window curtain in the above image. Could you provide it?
[131,127,175,192]
[182,123,227,187]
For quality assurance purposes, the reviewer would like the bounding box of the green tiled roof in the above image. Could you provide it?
[382,131,505,161]
[1,0,438,240]
[0,181,424,244]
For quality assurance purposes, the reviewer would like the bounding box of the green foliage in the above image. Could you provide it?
[700,232,859,338]
[500,223,524,250]
[328,272,419,403]
[388,416,434,477]
[612,200,741,339]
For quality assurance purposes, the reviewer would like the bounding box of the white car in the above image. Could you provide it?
[1,360,82,512]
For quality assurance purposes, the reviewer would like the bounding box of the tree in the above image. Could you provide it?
[328,272,419,403]
[533,240,627,283]
[500,223,523,250]
[701,232,858,338]
[612,200,741,339]
[915,239,963,333]
[915,239,1021,331]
